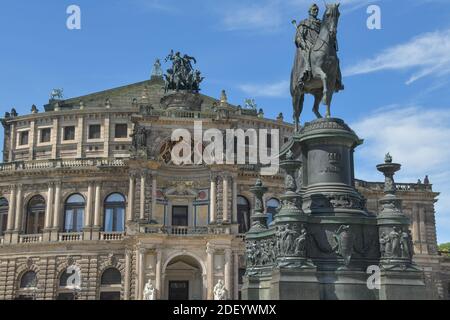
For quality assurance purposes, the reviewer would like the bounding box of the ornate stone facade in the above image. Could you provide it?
[0,74,447,300]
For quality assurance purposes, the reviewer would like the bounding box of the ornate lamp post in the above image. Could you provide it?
[376,154,415,269]
[376,153,402,215]
[248,179,268,234]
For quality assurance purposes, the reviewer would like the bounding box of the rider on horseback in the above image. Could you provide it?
[295,4,344,91]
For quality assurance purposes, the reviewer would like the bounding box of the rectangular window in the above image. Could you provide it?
[63,126,75,141]
[115,124,128,139]
[172,206,188,227]
[267,133,272,149]
[40,128,51,143]
[88,125,101,140]
[19,131,29,146]
[0,212,7,236]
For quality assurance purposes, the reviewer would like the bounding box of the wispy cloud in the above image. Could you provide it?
[133,0,178,13]
[344,28,450,84]
[218,0,380,32]
[351,105,450,243]
[220,1,283,32]
[238,80,289,97]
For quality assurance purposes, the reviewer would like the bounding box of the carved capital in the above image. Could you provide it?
[206,244,215,255]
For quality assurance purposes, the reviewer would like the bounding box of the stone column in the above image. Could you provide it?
[44,183,54,241]
[52,182,62,232]
[140,172,146,221]
[92,183,102,240]
[14,184,23,232]
[138,248,146,300]
[155,250,162,299]
[419,205,428,255]
[127,175,135,221]
[134,249,140,299]
[210,177,216,223]
[103,115,110,158]
[206,244,215,300]
[29,120,35,160]
[151,175,157,223]
[412,205,421,254]
[51,118,59,159]
[6,186,16,232]
[76,116,84,158]
[45,183,54,230]
[8,123,15,162]
[223,177,229,222]
[233,252,239,300]
[84,182,94,240]
[224,248,232,299]
[93,183,102,227]
[232,179,238,224]
[124,249,132,300]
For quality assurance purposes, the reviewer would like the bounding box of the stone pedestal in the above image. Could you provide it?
[270,268,320,300]
[379,270,429,300]
[243,117,428,300]
[318,270,377,300]
[242,272,273,300]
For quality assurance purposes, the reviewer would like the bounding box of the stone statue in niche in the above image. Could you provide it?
[401,230,414,259]
[294,225,308,257]
[131,125,148,149]
[214,280,227,300]
[389,226,402,258]
[380,227,413,259]
[277,224,300,256]
[143,280,157,300]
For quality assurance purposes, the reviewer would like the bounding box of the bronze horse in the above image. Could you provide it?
[291,4,343,131]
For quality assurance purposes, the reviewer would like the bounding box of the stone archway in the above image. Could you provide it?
[162,255,205,300]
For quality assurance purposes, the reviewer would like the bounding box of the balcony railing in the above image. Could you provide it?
[59,232,83,242]
[19,234,43,244]
[0,159,126,173]
[100,232,125,241]
[354,179,433,192]
[143,226,232,236]
[165,226,208,236]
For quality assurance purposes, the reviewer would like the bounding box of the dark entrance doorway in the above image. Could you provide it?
[172,206,188,226]
[169,281,189,300]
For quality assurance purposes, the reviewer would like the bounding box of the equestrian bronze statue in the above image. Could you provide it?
[291,3,344,131]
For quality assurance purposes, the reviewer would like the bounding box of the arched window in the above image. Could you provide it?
[266,198,280,226]
[0,197,8,236]
[64,194,85,233]
[20,271,37,289]
[56,268,79,300]
[104,193,126,232]
[26,196,45,234]
[237,196,251,234]
[101,268,122,285]
[100,268,122,300]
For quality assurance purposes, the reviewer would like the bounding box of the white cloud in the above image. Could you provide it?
[238,80,289,97]
[220,1,283,32]
[344,29,450,84]
[351,106,450,243]
[218,0,379,32]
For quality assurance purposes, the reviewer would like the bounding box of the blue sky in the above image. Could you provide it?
[1,0,450,242]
